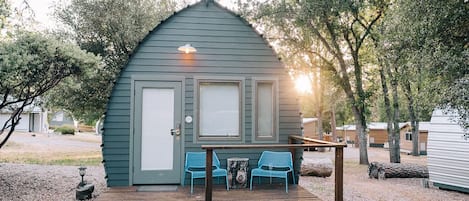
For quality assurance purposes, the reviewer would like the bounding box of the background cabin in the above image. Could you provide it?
[102,1,302,187]
[302,118,318,139]
[428,109,469,193]
[336,122,408,148]
[49,110,75,128]
[400,122,430,155]
[0,105,47,133]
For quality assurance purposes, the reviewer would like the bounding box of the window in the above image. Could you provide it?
[253,79,278,142]
[405,132,412,141]
[197,80,242,139]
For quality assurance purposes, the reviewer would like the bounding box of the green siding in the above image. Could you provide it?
[103,2,301,187]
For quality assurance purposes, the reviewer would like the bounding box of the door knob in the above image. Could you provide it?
[171,123,181,136]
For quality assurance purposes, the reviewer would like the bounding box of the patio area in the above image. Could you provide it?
[95,184,321,201]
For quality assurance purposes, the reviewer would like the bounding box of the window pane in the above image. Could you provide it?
[257,82,274,137]
[200,82,239,137]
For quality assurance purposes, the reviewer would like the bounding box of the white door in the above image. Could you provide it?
[133,81,182,184]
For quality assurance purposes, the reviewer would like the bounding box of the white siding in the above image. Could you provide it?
[0,113,30,131]
[428,109,469,192]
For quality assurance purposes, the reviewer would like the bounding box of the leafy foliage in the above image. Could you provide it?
[0,0,9,30]
[241,0,388,164]
[54,125,75,135]
[0,32,100,148]
[47,0,177,121]
[376,0,468,130]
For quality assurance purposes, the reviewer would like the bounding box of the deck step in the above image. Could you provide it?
[137,185,178,192]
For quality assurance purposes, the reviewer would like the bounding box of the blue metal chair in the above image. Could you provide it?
[250,151,295,193]
[182,152,229,194]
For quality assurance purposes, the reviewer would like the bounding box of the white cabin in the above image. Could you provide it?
[428,109,469,193]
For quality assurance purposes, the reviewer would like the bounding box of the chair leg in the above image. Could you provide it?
[250,175,254,191]
[292,172,296,185]
[182,173,185,187]
[285,177,288,193]
[190,177,194,194]
[225,175,229,191]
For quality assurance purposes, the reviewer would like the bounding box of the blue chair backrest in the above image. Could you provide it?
[185,152,221,170]
[257,151,293,169]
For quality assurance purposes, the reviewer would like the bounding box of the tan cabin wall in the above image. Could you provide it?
[400,130,428,154]
[303,121,318,139]
[369,129,387,145]
[336,129,357,144]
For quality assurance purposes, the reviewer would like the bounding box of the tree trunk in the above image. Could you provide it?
[354,115,369,165]
[404,80,420,156]
[300,158,333,177]
[315,68,325,151]
[389,65,401,163]
[352,52,369,165]
[368,162,428,179]
[315,68,323,141]
[0,107,25,149]
[331,106,337,142]
[379,66,396,162]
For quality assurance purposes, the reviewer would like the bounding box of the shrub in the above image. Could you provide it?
[54,126,75,135]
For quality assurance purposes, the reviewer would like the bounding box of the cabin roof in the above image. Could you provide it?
[302,118,318,124]
[336,122,409,131]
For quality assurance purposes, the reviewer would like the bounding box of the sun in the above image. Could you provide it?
[295,74,312,94]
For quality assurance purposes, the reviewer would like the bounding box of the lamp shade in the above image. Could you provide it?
[78,166,87,176]
[178,43,197,54]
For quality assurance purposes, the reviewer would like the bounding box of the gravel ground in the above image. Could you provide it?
[2,132,469,201]
[299,147,469,201]
[0,163,106,201]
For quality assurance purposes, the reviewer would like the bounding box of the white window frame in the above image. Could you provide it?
[405,132,412,141]
[252,77,279,143]
[194,77,244,142]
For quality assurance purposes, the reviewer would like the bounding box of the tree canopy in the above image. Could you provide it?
[242,0,388,164]
[376,0,468,131]
[47,0,178,122]
[0,32,100,148]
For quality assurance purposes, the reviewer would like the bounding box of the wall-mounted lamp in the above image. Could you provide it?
[178,43,197,54]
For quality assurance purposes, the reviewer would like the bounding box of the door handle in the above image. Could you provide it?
[171,123,181,136]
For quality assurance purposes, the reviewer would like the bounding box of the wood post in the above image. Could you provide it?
[335,147,343,201]
[288,137,296,175]
[205,149,213,201]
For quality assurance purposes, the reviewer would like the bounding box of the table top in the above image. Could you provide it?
[227,157,249,161]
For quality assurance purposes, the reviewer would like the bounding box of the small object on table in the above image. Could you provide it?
[227,157,249,189]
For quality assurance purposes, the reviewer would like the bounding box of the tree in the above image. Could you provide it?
[242,0,388,164]
[47,0,178,122]
[375,40,402,163]
[376,0,468,156]
[0,0,9,30]
[0,32,100,148]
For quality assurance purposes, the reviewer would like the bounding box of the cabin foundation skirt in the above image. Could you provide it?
[227,157,249,189]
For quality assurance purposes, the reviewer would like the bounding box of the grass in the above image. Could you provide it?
[3,141,22,148]
[0,151,102,166]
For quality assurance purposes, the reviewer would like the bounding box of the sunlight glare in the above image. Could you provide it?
[295,74,312,94]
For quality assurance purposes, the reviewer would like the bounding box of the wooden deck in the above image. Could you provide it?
[95,184,321,201]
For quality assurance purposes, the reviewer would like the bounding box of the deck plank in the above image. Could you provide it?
[96,184,321,201]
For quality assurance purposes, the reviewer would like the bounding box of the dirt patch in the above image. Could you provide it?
[299,147,469,201]
[1,131,102,165]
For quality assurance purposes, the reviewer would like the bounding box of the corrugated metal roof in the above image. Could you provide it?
[302,118,318,124]
[336,122,410,131]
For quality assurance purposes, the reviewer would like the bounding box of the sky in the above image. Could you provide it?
[11,0,239,30]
